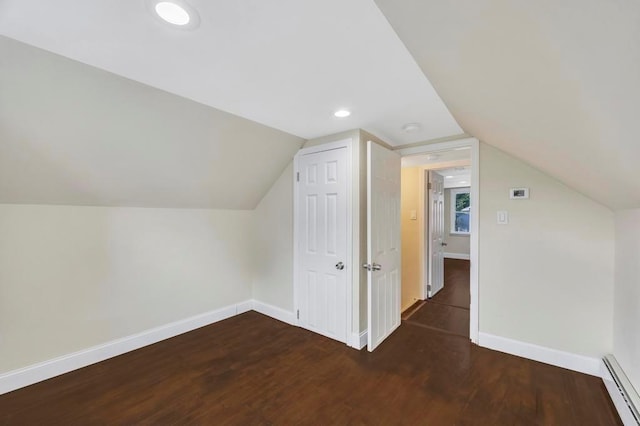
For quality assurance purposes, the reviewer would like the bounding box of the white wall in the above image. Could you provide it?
[0,37,304,210]
[479,143,615,357]
[613,209,640,392]
[444,188,470,256]
[0,204,253,374]
[252,163,294,311]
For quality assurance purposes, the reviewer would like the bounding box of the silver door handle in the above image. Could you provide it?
[335,262,345,270]
[362,263,382,271]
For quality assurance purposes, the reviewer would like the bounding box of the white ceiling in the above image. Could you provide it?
[436,167,471,189]
[375,0,640,210]
[0,0,462,146]
[0,37,303,209]
[401,148,470,168]
[4,1,637,210]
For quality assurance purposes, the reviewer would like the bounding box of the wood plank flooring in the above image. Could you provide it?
[406,302,470,337]
[0,311,621,425]
[435,258,471,309]
[405,258,471,337]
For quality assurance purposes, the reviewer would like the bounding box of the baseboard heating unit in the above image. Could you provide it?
[603,355,640,425]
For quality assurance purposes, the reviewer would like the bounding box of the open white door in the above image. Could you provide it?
[366,141,401,351]
[427,171,445,297]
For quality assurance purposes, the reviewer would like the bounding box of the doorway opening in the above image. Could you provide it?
[396,138,478,342]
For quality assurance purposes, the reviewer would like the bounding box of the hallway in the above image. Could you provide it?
[403,259,470,338]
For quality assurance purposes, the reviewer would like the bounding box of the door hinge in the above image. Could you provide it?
[427,182,432,190]
[296,172,300,182]
[296,309,300,320]
[427,284,432,292]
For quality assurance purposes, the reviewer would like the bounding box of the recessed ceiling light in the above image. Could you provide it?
[156,2,189,25]
[402,123,422,133]
[147,0,200,29]
[445,175,454,178]
[460,181,468,184]
[334,109,351,118]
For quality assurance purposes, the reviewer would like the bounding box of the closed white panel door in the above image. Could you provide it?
[367,141,401,352]
[297,147,348,343]
[428,171,445,297]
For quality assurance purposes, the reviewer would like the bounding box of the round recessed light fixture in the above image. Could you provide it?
[156,2,190,25]
[147,0,200,29]
[445,175,454,179]
[402,122,422,133]
[460,181,468,184]
[334,109,351,118]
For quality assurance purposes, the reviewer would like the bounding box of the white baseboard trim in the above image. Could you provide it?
[350,330,367,350]
[444,252,470,260]
[251,300,296,325]
[0,300,252,396]
[478,332,601,377]
[601,361,639,425]
[236,300,254,315]
[1,299,351,396]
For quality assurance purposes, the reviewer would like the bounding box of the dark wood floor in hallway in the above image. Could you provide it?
[0,311,620,425]
[404,258,471,337]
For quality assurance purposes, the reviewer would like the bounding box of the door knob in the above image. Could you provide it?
[362,263,382,271]
[335,262,345,270]
[441,242,448,246]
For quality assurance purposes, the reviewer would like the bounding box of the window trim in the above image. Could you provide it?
[450,187,471,235]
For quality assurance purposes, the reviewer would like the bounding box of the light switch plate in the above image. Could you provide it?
[497,210,509,225]
[410,210,417,220]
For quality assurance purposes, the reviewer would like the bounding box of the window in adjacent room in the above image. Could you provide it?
[451,188,470,234]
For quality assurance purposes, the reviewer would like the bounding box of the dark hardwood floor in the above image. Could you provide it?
[435,258,471,309]
[405,258,471,337]
[405,302,470,338]
[0,311,621,425]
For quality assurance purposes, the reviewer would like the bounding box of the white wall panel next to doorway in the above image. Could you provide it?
[479,143,614,358]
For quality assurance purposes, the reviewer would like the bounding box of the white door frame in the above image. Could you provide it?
[418,159,470,301]
[397,137,479,344]
[293,138,353,346]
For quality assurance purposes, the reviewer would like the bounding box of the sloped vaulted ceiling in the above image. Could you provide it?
[375,0,640,210]
[0,37,304,209]
[3,1,638,210]
[0,0,464,209]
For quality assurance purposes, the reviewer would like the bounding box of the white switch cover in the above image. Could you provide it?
[410,210,417,220]
[497,210,509,225]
